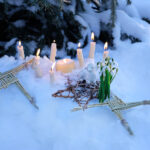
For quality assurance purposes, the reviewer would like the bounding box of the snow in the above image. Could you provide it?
[100,10,150,42]
[25,41,37,54]
[67,42,77,50]
[26,6,39,13]
[13,20,26,28]
[4,38,17,50]
[132,0,150,19]
[0,38,150,150]
[75,15,91,42]
[124,4,140,19]
[0,0,150,150]
[64,0,76,14]
[118,0,140,18]
[6,0,24,6]
[79,1,101,38]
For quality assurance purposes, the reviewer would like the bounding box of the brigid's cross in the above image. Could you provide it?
[72,94,150,135]
[0,59,39,109]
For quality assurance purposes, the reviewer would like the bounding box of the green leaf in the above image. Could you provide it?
[98,74,105,103]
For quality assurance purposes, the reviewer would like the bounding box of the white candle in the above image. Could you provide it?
[32,48,40,69]
[103,42,109,60]
[50,62,56,84]
[89,32,96,59]
[50,40,57,62]
[56,59,75,73]
[32,49,43,78]
[17,41,24,59]
[77,43,84,67]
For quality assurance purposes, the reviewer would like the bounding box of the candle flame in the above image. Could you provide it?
[78,42,81,48]
[91,32,94,41]
[36,48,40,57]
[18,41,21,46]
[104,42,108,50]
[51,62,56,71]
[63,59,67,63]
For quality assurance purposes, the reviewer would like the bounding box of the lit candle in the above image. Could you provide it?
[56,59,75,73]
[32,49,43,78]
[50,40,57,62]
[88,32,96,59]
[103,42,109,60]
[32,48,40,69]
[17,41,25,59]
[77,43,84,67]
[50,62,56,84]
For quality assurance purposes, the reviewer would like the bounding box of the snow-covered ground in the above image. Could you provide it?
[0,39,150,150]
[0,0,150,150]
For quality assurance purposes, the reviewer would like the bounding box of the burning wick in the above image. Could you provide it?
[18,41,22,47]
[91,32,94,41]
[103,42,109,60]
[78,42,81,48]
[36,48,40,57]
[104,42,108,51]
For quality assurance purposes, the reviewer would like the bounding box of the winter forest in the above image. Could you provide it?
[0,0,150,150]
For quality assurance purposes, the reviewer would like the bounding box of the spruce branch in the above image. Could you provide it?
[127,0,132,5]
[86,0,101,9]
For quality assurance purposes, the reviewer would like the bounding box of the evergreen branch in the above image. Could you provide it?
[86,0,101,9]
[127,0,132,5]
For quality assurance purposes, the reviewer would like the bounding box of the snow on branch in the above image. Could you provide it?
[100,10,150,43]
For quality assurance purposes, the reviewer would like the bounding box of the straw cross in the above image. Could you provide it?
[0,59,39,109]
[72,94,150,135]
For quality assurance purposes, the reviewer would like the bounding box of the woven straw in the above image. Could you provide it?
[72,93,150,135]
[0,58,39,109]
